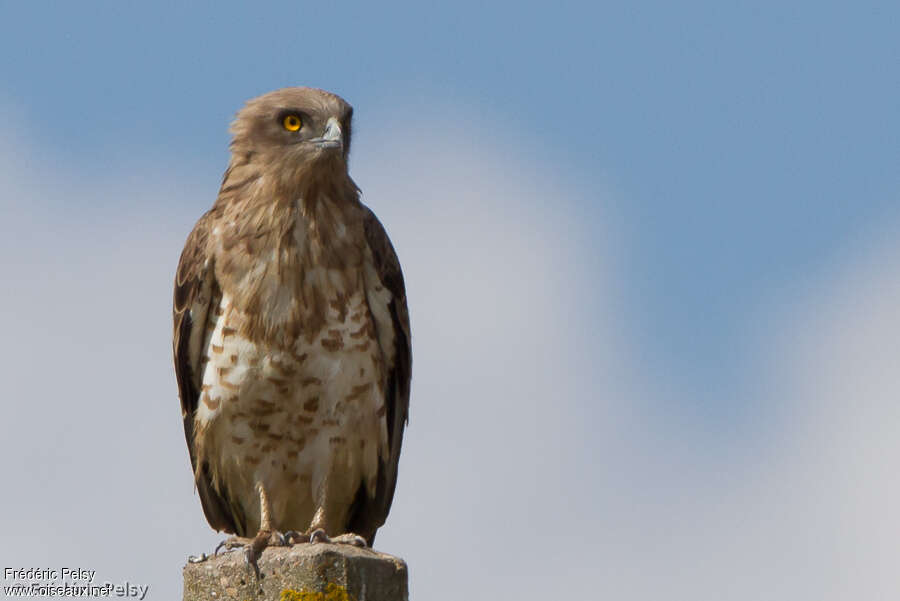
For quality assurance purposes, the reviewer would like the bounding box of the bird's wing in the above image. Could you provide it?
[348,207,412,545]
[173,210,241,534]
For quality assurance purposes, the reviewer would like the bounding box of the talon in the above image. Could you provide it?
[244,547,262,580]
[309,528,330,544]
[226,529,281,580]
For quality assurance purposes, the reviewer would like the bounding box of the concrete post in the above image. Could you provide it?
[183,544,408,601]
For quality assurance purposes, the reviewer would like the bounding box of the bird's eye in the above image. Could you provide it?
[282,114,302,131]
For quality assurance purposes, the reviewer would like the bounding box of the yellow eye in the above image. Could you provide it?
[282,114,302,131]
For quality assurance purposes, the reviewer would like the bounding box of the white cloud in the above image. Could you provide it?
[756,225,900,599]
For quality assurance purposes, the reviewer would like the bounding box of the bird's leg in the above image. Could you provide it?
[274,502,330,545]
[245,482,293,577]
[304,506,367,548]
[214,483,289,578]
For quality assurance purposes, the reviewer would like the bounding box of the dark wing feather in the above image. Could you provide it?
[347,207,412,545]
[173,210,241,534]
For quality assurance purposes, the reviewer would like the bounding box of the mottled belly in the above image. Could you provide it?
[193,289,388,534]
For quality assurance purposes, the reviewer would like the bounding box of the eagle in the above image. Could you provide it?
[173,88,411,569]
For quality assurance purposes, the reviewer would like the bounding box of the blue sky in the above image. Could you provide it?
[4,1,896,409]
[1,2,898,599]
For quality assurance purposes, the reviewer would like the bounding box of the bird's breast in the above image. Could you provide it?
[193,281,390,523]
[196,268,388,426]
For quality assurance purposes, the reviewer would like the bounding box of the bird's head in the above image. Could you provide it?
[228,87,354,173]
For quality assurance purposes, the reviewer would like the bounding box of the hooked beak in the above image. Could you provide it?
[311,117,343,150]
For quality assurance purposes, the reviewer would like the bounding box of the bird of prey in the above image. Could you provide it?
[173,87,411,569]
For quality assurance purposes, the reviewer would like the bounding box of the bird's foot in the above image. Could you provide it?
[214,530,290,579]
[214,535,252,556]
[187,553,210,563]
[307,528,367,547]
[214,531,288,555]
[282,530,310,544]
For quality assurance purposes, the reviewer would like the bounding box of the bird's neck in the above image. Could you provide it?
[257,162,365,273]
[211,160,367,347]
[218,154,360,238]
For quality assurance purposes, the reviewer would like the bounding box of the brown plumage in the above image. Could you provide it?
[173,88,411,562]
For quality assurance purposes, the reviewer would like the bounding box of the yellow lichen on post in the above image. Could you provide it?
[279,583,354,601]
